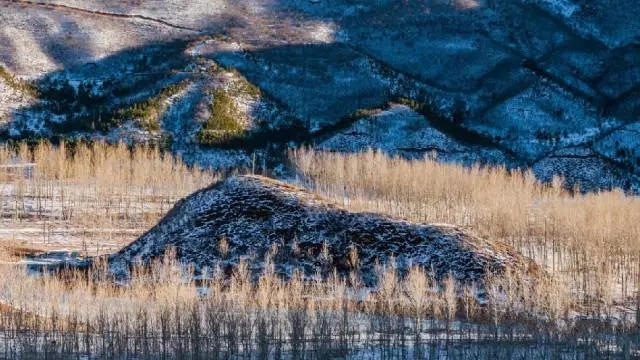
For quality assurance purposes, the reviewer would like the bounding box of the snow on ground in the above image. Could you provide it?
[213,43,390,130]
[0,180,183,256]
[0,79,33,125]
[1,0,639,192]
[532,147,627,191]
[534,0,581,17]
[0,2,190,78]
[319,105,462,154]
[319,104,509,166]
[29,0,228,29]
[309,22,337,43]
[594,123,640,173]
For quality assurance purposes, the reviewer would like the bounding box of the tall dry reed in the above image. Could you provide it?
[0,142,637,357]
[0,250,634,359]
[290,148,640,317]
[0,141,218,255]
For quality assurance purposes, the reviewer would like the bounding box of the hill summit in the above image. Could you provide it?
[109,175,538,283]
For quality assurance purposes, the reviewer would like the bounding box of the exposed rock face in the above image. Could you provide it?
[109,176,538,283]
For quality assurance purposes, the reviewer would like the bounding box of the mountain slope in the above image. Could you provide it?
[0,0,638,190]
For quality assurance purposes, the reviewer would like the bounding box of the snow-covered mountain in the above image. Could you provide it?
[1,0,639,190]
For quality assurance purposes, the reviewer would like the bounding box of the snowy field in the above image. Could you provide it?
[0,181,177,257]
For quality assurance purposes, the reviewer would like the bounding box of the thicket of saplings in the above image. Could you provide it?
[0,141,217,255]
[0,142,638,358]
[291,149,640,319]
[0,250,635,359]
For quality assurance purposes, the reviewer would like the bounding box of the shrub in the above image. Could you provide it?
[290,148,640,320]
[111,80,189,131]
[197,89,245,146]
[197,128,245,145]
[206,89,242,131]
[0,65,39,97]
[229,69,261,97]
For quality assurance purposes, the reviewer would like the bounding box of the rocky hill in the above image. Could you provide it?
[0,0,638,191]
[108,175,538,283]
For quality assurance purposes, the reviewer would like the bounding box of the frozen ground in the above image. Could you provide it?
[0,78,32,124]
[318,104,511,166]
[0,0,638,190]
[0,181,183,258]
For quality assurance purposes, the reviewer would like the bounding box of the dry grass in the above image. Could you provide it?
[0,250,633,359]
[0,141,218,255]
[290,148,640,317]
[0,142,638,357]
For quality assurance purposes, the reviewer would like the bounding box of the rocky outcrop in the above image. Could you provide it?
[109,175,539,283]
